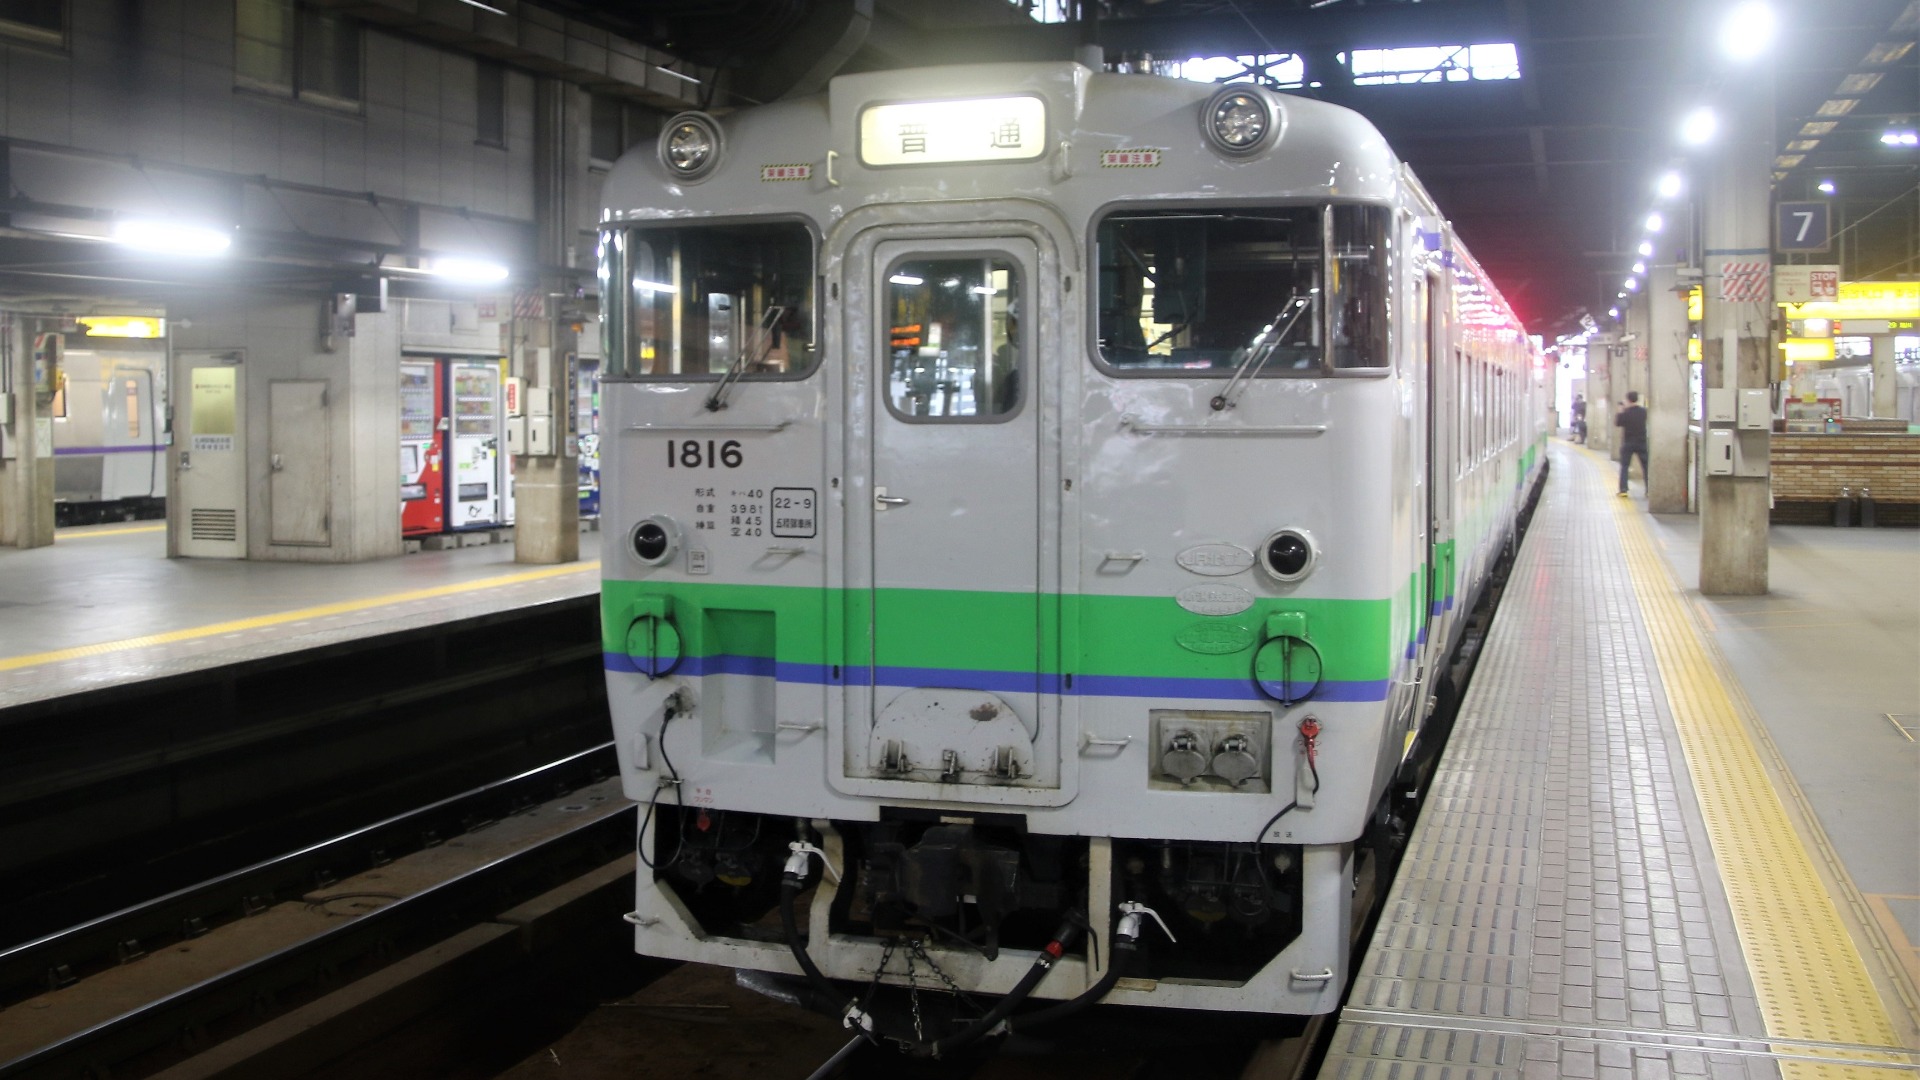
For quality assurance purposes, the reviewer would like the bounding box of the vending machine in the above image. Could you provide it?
[448,359,503,529]
[576,356,601,518]
[399,360,445,535]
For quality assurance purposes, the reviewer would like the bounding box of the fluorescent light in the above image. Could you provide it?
[1656,171,1684,199]
[631,277,678,293]
[1646,212,1665,233]
[1719,2,1776,60]
[112,219,232,257]
[1625,278,1640,291]
[1632,261,1646,275]
[1881,130,1918,146]
[1609,307,1620,318]
[1817,179,1836,194]
[431,257,509,283]
[1680,107,1717,145]
[888,274,924,286]
[970,285,998,296]
[1638,241,1654,257]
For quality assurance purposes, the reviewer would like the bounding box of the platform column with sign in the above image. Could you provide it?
[0,317,58,548]
[1697,83,1773,596]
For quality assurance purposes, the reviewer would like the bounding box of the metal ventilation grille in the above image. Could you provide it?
[190,508,238,542]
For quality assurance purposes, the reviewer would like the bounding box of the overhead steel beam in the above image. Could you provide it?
[909,1,1516,65]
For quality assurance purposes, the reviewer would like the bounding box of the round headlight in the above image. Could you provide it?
[1202,87,1278,156]
[1260,528,1316,582]
[659,112,722,181]
[631,516,680,565]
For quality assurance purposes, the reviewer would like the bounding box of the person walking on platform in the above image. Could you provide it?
[1615,391,1648,496]
[1571,394,1587,443]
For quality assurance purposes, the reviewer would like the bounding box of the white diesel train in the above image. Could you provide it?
[598,61,1548,1051]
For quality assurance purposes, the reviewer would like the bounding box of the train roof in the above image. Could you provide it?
[601,62,1403,226]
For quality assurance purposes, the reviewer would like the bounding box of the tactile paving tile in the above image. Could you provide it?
[1321,446,1779,1080]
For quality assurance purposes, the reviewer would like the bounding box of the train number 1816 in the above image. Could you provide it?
[667,439,744,469]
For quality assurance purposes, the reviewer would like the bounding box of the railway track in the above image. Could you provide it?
[0,747,633,1080]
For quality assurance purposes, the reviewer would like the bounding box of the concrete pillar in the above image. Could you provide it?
[1697,87,1771,596]
[1647,265,1690,513]
[1870,334,1897,418]
[1626,299,1652,404]
[1587,334,1615,455]
[512,311,580,565]
[0,315,55,548]
[512,76,585,566]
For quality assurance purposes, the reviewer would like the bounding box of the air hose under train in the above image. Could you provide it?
[779,841,1157,1059]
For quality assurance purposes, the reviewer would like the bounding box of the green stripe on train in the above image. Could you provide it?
[601,580,1393,681]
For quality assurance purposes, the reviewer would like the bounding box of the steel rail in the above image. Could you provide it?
[0,742,618,1004]
[0,786,634,1080]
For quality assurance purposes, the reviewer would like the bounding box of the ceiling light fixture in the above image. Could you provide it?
[112,219,232,257]
[1718,2,1777,61]
[1656,171,1684,199]
[430,257,510,284]
[1680,107,1718,146]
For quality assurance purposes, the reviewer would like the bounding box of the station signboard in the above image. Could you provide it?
[1773,265,1840,304]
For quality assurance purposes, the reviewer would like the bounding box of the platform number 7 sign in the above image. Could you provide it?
[1775,200,1830,252]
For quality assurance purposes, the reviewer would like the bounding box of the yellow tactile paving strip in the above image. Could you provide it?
[1605,460,1907,1077]
[54,523,167,539]
[0,561,599,674]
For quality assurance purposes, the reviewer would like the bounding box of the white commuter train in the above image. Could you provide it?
[52,342,169,526]
[598,61,1549,1050]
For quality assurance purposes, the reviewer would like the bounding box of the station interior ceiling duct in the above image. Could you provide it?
[0,0,1907,334]
[569,0,1918,337]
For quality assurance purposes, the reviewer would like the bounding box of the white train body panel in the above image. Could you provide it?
[598,63,1547,1017]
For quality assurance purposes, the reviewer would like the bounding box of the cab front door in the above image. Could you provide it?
[836,227,1066,804]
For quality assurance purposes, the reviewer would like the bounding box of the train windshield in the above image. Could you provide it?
[599,222,817,380]
[1095,205,1389,374]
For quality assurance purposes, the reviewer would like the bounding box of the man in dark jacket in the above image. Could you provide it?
[1616,391,1648,496]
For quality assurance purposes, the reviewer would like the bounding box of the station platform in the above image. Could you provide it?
[1322,442,1920,1079]
[0,524,601,708]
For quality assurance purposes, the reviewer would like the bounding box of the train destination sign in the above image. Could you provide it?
[858,96,1047,167]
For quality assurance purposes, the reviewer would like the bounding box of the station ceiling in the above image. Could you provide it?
[583,0,1920,338]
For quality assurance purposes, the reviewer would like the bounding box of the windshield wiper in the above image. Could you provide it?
[705,304,787,412]
[1210,294,1311,412]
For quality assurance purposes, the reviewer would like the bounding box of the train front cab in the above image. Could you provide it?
[599,65,1539,1027]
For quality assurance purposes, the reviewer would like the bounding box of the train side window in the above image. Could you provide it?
[599,222,817,381]
[1328,205,1391,369]
[882,256,1022,421]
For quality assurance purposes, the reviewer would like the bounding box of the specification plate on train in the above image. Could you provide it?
[771,488,817,538]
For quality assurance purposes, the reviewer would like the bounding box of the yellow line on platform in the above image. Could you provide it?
[56,524,166,539]
[1602,460,1906,1076]
[0,561,600,673]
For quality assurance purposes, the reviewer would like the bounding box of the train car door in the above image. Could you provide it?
[175,352,246,558]
[1423,267,1455,659]
[400,360,444,535]
[103,361,163,504]
[839,231,1067,803]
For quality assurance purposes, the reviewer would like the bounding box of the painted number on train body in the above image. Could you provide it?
[666,439,744,468]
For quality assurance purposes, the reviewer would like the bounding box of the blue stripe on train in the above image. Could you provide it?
[54,445,166,456]
[602,653,1390,703]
